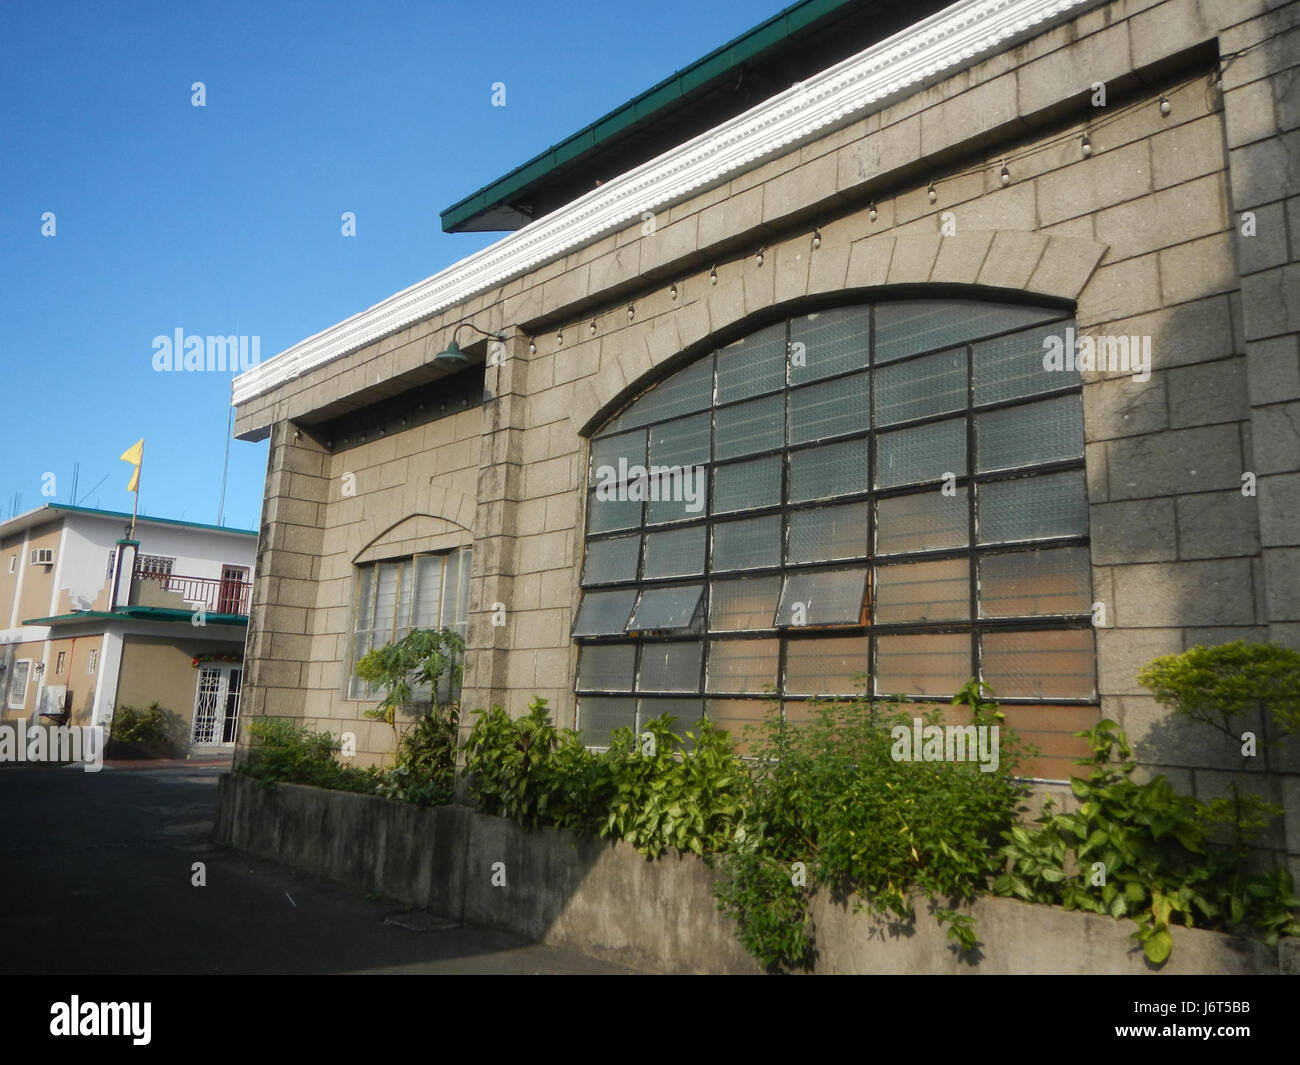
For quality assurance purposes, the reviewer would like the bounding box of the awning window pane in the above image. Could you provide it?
[789,373,869,444]
[715,394,784,460]
[649,412,710,469]
[874,348,966,426]
[573,588,638,636]
[637,699,703,736]
[578,696,636,747]
[712,515,781,572]
[977,470,1089,544]
[637,641,704,693]
[874,632,971,697]
[788,437,867,503]
[876,489,969,555]
[981,629,1096,700]
[787,503,869,564]
[875,300,1061,364]
[576,644,636,691]
[876,417,966,489]
[709,576,781,632]
[607,357,713,431]
[587,491,641,534]
[645,469,708,525]
[873,558,970,624]
[789,306,871,384]
[973,323,1078,406]
[628,584,704,631]
[706,638,780,694]
[589,430,647,485]
[776,567,868,626]
[582,535,640,586]
[716,323,787,403]
[714,456,781,514]
[977,394,1084,473]
[643,526,706,579]
[784,635,868,696]
[979,547,1092,617]
[706,698,775,752]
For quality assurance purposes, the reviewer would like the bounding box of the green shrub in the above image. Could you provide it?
[239,717,380,794]
[110,702,184,748]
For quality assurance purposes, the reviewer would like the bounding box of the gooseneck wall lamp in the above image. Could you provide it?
[433,322,507,370]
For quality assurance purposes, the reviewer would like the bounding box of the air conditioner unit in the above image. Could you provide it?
[30,548,54,566]
[38,685,69,718]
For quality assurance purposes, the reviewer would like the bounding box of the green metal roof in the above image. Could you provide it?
[24,607,248,627]
[440,0,946,233]
[45,503,256,537]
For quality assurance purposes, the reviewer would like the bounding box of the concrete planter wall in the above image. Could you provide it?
[215,774,1297,975]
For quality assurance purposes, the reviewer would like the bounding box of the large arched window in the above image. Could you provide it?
[574,299,1095,748]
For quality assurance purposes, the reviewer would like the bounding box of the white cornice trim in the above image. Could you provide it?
[233,0,1101,408]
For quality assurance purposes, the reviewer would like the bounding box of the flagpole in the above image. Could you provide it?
[130,451,140,541]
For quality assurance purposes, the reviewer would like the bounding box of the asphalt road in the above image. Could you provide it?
[0,764,632,975]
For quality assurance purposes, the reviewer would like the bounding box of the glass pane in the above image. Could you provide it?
[776,568,868,626]
[874,348,966,426]
[582,535,641,586]
[787,503,869,564]
[637,699,703,736]
[973,322,1078,406]
[607,356,713,431]
[354,566,374,631]
[628,584,704,630]
[587,491,641,534]
[873,558,970,624]
[979,547,1092,617]
[976,394,1084,473]
[789,373,869,444]
[706,638,780,693]
[589,430,647,486]
[578,696,636,747]
[716,323,787,403]
[977,470,1089,544]
[649,412,710,469]
[638,641,704,693]
[875,300,1061,364]
[715,394,784,460]
[412,555,444,628]
[573,588,638,636]
[981,629,1096,699]
[875,417,966,489]
[438,550,467,634]
[790,306,871,384]
[788,437,867,503]
[643,526,706,578]
[706,698,776,752]
[645,469,708,525]
[714,456,781,514]
[784,636,868,696]
[709,576,781,632]
[712,515,781,572]
[876,489,969,555]
[375,562,400,641]
[875,632,971,697]
[576,644,636,691]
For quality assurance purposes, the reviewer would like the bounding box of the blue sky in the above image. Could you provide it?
[0,0,786,532]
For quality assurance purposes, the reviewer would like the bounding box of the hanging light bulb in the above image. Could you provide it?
[528,337,536,354]
[927,182,937,204]
[627,304,635,321]
[589,319,597,334]
[869,201,877,222]
[1081,132,1093,157]
[710,265,718,285]
[999,161,1010,186]
[670,281,678,300]
[812,226,822,249]
[556,331,563,346]
[1159,95,1171,116]
[756,247,765,266]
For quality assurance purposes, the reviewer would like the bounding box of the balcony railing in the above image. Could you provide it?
[130,568,251,617]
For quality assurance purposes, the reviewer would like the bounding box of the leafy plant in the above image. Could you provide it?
[239,717,380,794]
[110,702,184,748]
[354,627,465,760]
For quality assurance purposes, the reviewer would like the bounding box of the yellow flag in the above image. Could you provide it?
[120,439,143,493]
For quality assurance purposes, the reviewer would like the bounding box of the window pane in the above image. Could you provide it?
[439,549,467,634]
[875,417,966,489]
[706,638,780,693]
[973,323,1078,406]
[709,576,781,631]
[789,373,869,444]
[977,394,1084,473]
[981,629,1096,699]
[643,526,706,578]
[873,558,969,624]
[716,323,786,403]
[375,562,400,642]
[876,489,969,555]
[712,515,781,572]
[412,555,443,628]
[977,470,1089,544]
[608,356,713,431]
[714,456,781,514]
[788,438,867,503]
[577,644,636,691]
[874,348,966,426]
[638,641,703,693]
[573,588,638,636]
[706,698,776,752]
[645,469,708,525]
[588,491,641,534]
[787,503,869,564]
[776,568,868,626]
[875,632,971,697]
[784,636,868,696]
[875,300,1061,364]
[637,699,704,736]
[715,394,784,460]
[582,535,640,586]
[649,412,710,468]
[789,306,871,384]
[628,584,704,630]
[355,566,375,632]
[590,430,647,485]
[979,547,1092,617]
[578,696,636,747]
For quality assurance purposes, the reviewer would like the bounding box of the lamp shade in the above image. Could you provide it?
[433,339,470,369]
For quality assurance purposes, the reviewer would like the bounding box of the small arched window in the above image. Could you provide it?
[574,299,1094,747]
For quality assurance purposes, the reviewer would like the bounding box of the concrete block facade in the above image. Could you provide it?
[233,0,1300,873]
